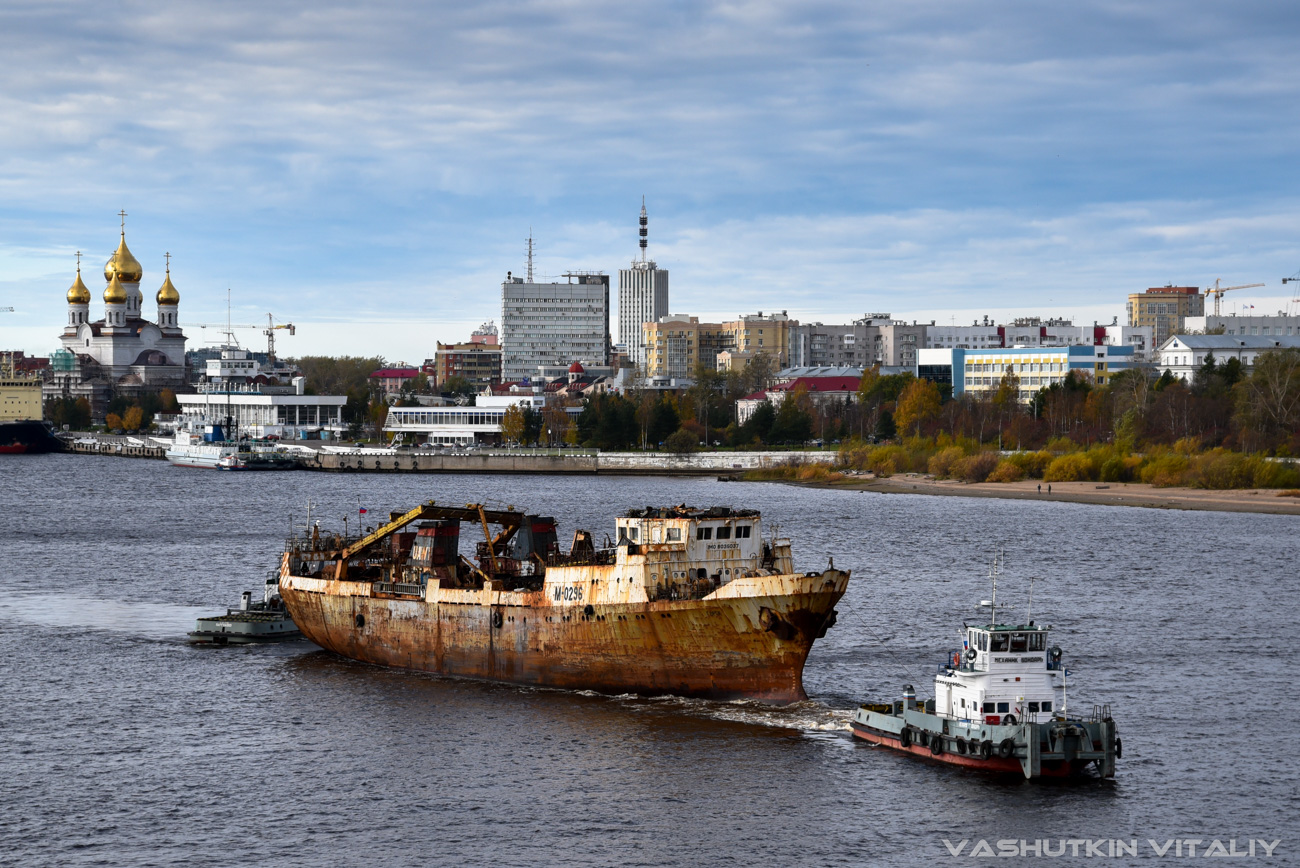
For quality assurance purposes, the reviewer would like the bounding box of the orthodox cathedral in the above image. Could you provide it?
[43,217,189,420]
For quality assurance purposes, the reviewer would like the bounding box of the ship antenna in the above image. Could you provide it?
[526,230,534,283]
[989,551,998,628]
[1026,573,1034,624]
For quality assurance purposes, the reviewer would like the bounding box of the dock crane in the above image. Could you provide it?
[1203,279,1265,316]
[1283,268,1300,285]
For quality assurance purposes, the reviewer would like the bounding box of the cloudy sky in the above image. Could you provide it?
[2,0,1298,361]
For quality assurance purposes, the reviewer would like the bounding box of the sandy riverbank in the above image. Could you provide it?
[825,473,1300,515]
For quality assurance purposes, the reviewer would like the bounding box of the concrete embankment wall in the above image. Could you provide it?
[58,436,836,475]
[306,449,836,475]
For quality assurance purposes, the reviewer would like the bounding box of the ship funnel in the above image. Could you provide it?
[903,684,917,710]
[240,591,252,611]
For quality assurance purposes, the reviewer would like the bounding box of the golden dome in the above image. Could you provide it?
[156,269,180,305]
[67,268,91,304]
[104,274,127,304]
[104,235,143,283]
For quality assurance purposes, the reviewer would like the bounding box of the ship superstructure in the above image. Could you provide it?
[278,502,849,702]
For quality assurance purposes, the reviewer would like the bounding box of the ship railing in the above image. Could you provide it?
[1090,703,1112,722]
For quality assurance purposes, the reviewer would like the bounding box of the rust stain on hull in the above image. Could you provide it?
[281,575,846,703]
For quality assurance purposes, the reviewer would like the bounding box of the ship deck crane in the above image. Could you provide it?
[1203,279,1265,316]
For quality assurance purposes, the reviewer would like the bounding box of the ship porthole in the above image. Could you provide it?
[355,613,365,629]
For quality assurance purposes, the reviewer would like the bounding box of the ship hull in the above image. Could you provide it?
[280,570,848,703]
[850,707,1116,779]
[0,420,63,454]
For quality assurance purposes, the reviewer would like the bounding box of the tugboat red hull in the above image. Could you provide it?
[850,719,1105,778]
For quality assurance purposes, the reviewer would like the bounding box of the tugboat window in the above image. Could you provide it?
[736,526,752,539]
[696,527,713,540]
[715,527,732,540]
[990,633,1009,652]
[629,527,639,541]
[982,702,995,713]
[666,528,681,541]
[1028,702,1040,713]
[1028,633,1045,651]
[1042,701,1051,712]
[997,702,1009,713]
[1010,633,1028,652]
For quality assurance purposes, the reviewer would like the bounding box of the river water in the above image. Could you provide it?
[1,455,1297,866]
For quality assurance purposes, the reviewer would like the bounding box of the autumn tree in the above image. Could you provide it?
[895,378,941,437]
[123,406,144,431]
[500,405,526,445]
[1236,349,1300,449]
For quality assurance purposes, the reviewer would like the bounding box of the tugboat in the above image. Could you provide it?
[188,574,302,645]
[850,561,1119,779]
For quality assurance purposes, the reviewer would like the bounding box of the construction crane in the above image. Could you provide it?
[263,314,296,364]
[1203,279,1265,316]
[1283,268,1300,285]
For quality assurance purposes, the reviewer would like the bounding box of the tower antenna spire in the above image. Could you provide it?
[639,196,648,263]
[526,230,534,283]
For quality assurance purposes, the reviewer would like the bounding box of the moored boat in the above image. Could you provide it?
[850,574,1119,779]
[277,502,849,703]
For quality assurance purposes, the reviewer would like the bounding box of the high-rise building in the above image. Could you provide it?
[1127,286,1204,348]
[617,198,668,369]
[500,258,610,383]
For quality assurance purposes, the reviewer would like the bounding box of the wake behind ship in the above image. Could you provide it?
[278,502,849,703]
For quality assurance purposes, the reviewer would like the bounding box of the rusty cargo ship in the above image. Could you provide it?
[278,501,849,703]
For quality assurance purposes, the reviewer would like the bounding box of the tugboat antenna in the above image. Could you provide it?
[1026,574,1034,624]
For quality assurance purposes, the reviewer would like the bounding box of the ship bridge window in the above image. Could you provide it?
[629,526,639,541]
[982,702,995,713]
[696,527,713,540]
[715,527,732,540]
[1028,632,1045,651]
[997,702,1009,714]
[736,525,752,539]
[978,633,987,651]
[666,528,681,542]
[990,633,1009,652]
[1010,633,1028,652]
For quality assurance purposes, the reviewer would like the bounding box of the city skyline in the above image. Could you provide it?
[2,1,1297,361]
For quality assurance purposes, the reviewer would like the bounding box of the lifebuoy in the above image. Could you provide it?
[951,651,961,668]
[998,738,1016,759]
[1003,713,1017,726]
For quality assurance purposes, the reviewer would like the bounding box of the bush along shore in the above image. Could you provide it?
[743,436,1300,490]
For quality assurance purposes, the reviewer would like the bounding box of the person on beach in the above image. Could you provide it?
[1037,484,1041,494]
